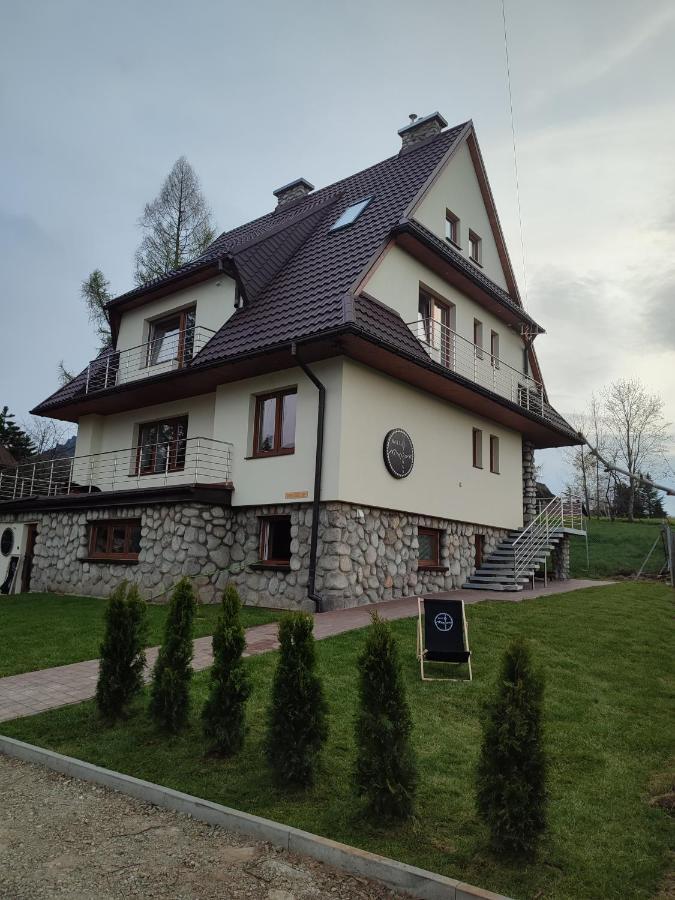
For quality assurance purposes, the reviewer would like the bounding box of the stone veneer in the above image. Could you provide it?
[522,440,537,525]
[6,501,508,611]
[551,535,570,581]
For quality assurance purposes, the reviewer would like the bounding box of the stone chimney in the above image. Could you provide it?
[273,177,314,208]
[398,112,448,149]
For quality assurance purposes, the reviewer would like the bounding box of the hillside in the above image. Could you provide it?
[570,518,673,579]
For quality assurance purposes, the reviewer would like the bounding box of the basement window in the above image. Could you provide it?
[88,519,141,562]
[418,527,441,568]
[259,516,292,566]
[330,198,371,231]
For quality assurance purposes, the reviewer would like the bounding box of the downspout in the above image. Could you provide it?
[291,343,325,613]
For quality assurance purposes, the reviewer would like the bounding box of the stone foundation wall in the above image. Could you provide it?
[551,535,570,580]
[5,501,507,610]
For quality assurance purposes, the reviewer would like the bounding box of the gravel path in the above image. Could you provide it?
[0,756,402,900]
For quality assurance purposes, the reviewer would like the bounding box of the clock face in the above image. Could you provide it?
[383,429,414,479]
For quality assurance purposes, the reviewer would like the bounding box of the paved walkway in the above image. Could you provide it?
[0,579,610,723]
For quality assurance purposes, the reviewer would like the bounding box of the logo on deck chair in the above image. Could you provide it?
[434,612,454,632]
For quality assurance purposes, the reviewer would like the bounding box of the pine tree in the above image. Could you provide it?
[95,582,148,721]
[134,156,215,285]
[353,612,417,821]
[81,269,113,349]
[476,638,547,858]
[149,577,196,733]
[202,584,251,755]
[265,612,328,786]
[0,406,35,461]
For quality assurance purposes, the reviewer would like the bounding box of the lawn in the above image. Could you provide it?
[570,517,671,579]
[0,593,280,677]
[3,582,673,900]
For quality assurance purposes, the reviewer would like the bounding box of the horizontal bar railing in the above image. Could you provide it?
[513,495,584,582]
[84,326,216,394]
[0,436,233,502]
[408,317,553,421]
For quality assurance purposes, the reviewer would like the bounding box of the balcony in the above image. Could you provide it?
[84,326,216,394]
[408,318,561,426]
[0,436,233,503]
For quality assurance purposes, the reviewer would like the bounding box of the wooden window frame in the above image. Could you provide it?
[88,519,141,562]
[474,533,485,568]
[134,415,188,476]
[472,428,483,469]
[418,527,441,568]
[445,209,460,247]
[490,435,500,474]
[469,230,482,265]
[258,515,292,566]
[490,330,500,369]
[473,318,484,359]
[146,306,196,369]
[252,389,297,458]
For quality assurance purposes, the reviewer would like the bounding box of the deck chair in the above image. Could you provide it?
[416,597,472,682]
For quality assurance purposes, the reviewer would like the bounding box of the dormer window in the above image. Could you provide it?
[469,230,482,265]
[445,210,460,246]
[147,307,196,368]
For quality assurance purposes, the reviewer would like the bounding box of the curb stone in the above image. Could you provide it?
[0,734,511,900]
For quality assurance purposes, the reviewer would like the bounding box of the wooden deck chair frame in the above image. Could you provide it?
[416,597,472,682]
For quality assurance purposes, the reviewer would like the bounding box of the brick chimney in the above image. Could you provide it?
[273,177,314,208]
[398,112,448,149]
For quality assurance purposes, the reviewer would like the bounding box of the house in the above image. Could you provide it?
[0,447,16,469]
[0,113,583,608]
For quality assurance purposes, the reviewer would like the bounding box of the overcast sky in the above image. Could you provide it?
[1,0,674,511]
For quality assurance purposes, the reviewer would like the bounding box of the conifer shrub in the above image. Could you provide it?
[265,612,328,786]
[149,577,196,733]
[202,583,251,755]
[476,637,548,858]
[95,581,148,722]
[353,611,418,821]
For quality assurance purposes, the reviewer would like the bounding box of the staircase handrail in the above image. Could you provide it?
[512,496,583,583]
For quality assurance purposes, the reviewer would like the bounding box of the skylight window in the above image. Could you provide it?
[330,198,371,231]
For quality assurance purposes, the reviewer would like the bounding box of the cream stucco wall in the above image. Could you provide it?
[214,360,343,508]
[116,275,237,354]
[334,360,523,530]
[414,140,508,291]
[364,244,525,373]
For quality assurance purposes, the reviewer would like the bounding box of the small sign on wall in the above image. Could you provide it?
[285,491,309,499]
[383,429,414,479]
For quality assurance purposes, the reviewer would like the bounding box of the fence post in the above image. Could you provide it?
[194,439,201,484]
[48,460,55,496]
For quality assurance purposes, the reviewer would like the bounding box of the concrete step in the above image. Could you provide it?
[462,581,523,592]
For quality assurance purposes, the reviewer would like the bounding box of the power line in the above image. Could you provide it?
[501,0,529,308]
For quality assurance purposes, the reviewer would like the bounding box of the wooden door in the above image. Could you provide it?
[21,524,38,593]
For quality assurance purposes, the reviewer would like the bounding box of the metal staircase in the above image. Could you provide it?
[463,496,585,592]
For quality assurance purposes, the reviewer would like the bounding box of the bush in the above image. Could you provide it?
[476,638,547,857]
[95,582,148,722]
[202,584,251,755]
[149,577,196,733]
[265,612,328,786]
[353,612,417,821]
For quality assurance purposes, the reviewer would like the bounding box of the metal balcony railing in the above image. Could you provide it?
[84,326,216,394]
[0,436,233,502]
[408,317,553,421]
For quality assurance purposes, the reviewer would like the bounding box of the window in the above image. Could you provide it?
[330,198,371,231]
[259,516,292,565]
[445,210,460,246]
[418,288,454,366]
[473,318,484,359]
[136,416,188,475]
[147,307,196,367]
[490,330,500,369]
[253,389,297,457]
[490,435,500,474]
[418,527,441,568]
[469,230,482,264]
[472,428,483,469]
[88,519,141,561]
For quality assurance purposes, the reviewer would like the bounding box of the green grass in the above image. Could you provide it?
[0,593,280,677]
[3,583,673,899]
[570,518,671,579]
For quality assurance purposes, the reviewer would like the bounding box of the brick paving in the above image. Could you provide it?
[0,579,611,723]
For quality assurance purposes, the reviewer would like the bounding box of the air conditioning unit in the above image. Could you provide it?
[0,522,29,594]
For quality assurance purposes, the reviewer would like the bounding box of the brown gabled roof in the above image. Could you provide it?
[0,446,16,468]
[35,122,554,424]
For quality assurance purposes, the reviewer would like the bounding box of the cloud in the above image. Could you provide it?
[641,268,675,350]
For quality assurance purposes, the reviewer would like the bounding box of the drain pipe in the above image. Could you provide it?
[292,343,325,613]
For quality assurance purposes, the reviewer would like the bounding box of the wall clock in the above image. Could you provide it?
[383,429,414,479]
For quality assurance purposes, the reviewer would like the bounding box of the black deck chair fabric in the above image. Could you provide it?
[417,597,472,680]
